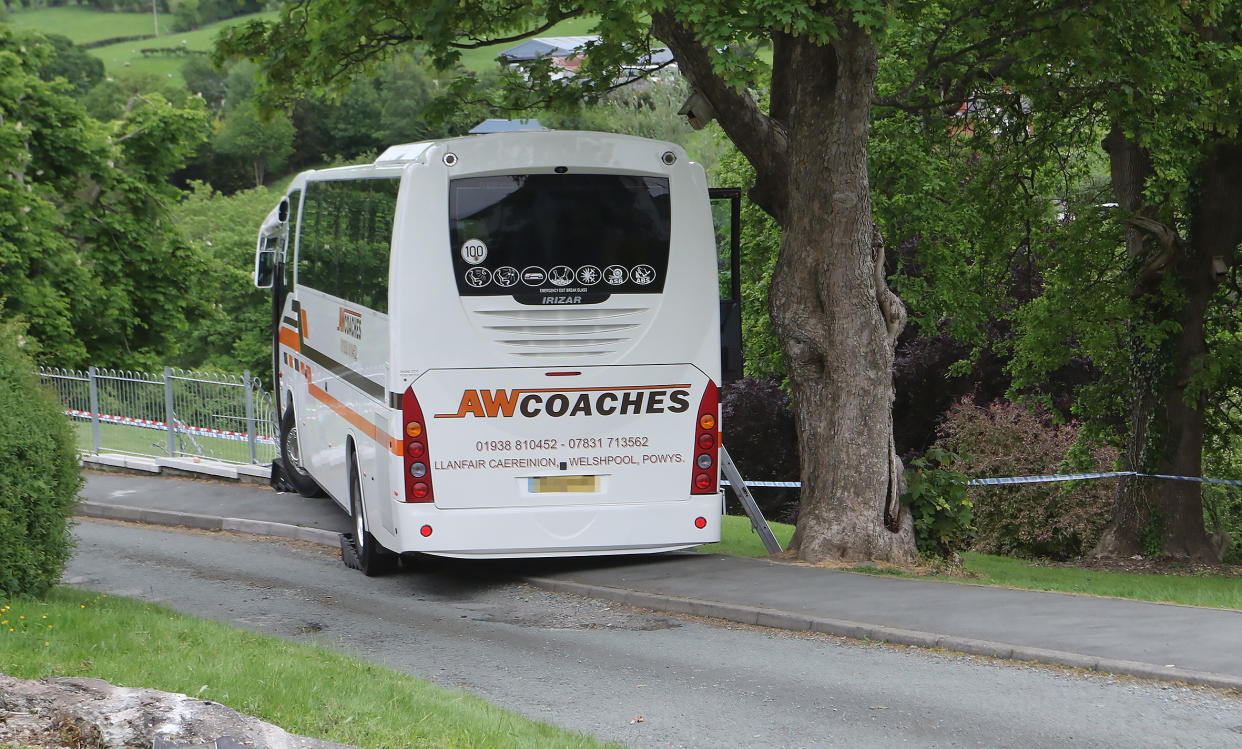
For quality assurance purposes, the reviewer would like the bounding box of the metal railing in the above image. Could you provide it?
[38,366,278,465]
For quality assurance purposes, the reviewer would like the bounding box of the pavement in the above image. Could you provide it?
[77,455,1242,692]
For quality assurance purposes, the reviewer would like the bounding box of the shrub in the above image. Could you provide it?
[902,447,973,558]
[934,398,1116,560]
[720,378,800,523]
[0,322,82,597]
[1203,436,1242,563]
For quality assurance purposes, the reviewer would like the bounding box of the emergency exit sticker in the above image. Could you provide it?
[461,239,488,265]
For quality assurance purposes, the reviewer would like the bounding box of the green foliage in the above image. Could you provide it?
[181,53,227,109]
[936,399,1117,560]
[0,26,96,366]
[1202,428,1242,563]
[212,0,799,116]
[171,181,278,385]
[170,0,264,34]
[0,321,81,598]
[0,22,211,370]
[80,68,188,120]
[901,447,973,558]
[544,76,695,144]
[28,32,104,96]
[214,101,294,186]
[1139,512,1166,559]
[69,93,212,368]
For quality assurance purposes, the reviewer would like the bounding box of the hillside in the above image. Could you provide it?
[8,6,598,85]
[7,6,271,85]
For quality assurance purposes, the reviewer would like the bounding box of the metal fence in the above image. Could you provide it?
[38,366,278,465]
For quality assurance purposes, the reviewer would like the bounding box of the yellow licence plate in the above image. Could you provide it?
[528,475,600,493]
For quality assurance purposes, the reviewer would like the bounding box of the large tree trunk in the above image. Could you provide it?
[1095,132,1242,561]
[652,12,916,563]
[772,28,915,563]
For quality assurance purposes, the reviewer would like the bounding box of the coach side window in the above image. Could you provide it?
[297,178,398,312]
[284,189,301,287]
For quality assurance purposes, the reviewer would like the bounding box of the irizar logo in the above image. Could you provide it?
[436,386,692,418]
[337,308,362,339]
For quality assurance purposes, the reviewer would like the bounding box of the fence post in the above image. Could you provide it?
[163,366,176,457]
[244,370,257,464]
[88,366,101,454]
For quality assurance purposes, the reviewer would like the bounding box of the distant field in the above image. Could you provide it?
[88,11,276,84]
[11,6,602,84]
[6,6,156,45]
[8,7,272,86]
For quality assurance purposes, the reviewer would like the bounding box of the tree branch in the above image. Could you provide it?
[453,9,585,50]
[649,10,789,223]
[1127,214,1182,288]
[874,1,1096,114]
[873,226,907,347]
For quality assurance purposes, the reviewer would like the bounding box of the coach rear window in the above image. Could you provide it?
[449,174,671,302]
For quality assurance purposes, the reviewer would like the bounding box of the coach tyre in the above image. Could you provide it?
[349,456,397,576]
[279,406,322,498]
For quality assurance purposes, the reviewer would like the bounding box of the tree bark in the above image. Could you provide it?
[652,13,916,562]
[773,25,915,563]
[1094,124,1156,558]
[1159,141,1242,559]
[1095,130,1242,561]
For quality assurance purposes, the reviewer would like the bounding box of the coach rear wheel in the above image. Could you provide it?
[349,457,397,576]
[279,406,322,498]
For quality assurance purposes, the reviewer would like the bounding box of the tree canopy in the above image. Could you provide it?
[0,23,209,370]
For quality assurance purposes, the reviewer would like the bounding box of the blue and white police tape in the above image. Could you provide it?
[722,480,802,488]
[724,471,1242,489]
[1141,473,1242,487]
[966,471,1137,486]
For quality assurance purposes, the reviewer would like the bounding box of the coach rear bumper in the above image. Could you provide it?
[384,494,723,558]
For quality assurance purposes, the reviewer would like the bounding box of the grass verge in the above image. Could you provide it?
[695,514,795,557]
[698,516,1241,610]
[1,588,616,749]
[850,551,1242,611]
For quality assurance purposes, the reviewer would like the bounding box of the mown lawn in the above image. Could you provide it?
[1,589,617,749]
[696,514,795,557]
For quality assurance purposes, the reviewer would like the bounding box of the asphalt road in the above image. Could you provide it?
[67,519,1242,749]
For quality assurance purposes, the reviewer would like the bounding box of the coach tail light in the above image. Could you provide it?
[402,388,435,503]
[690,381,719,495]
